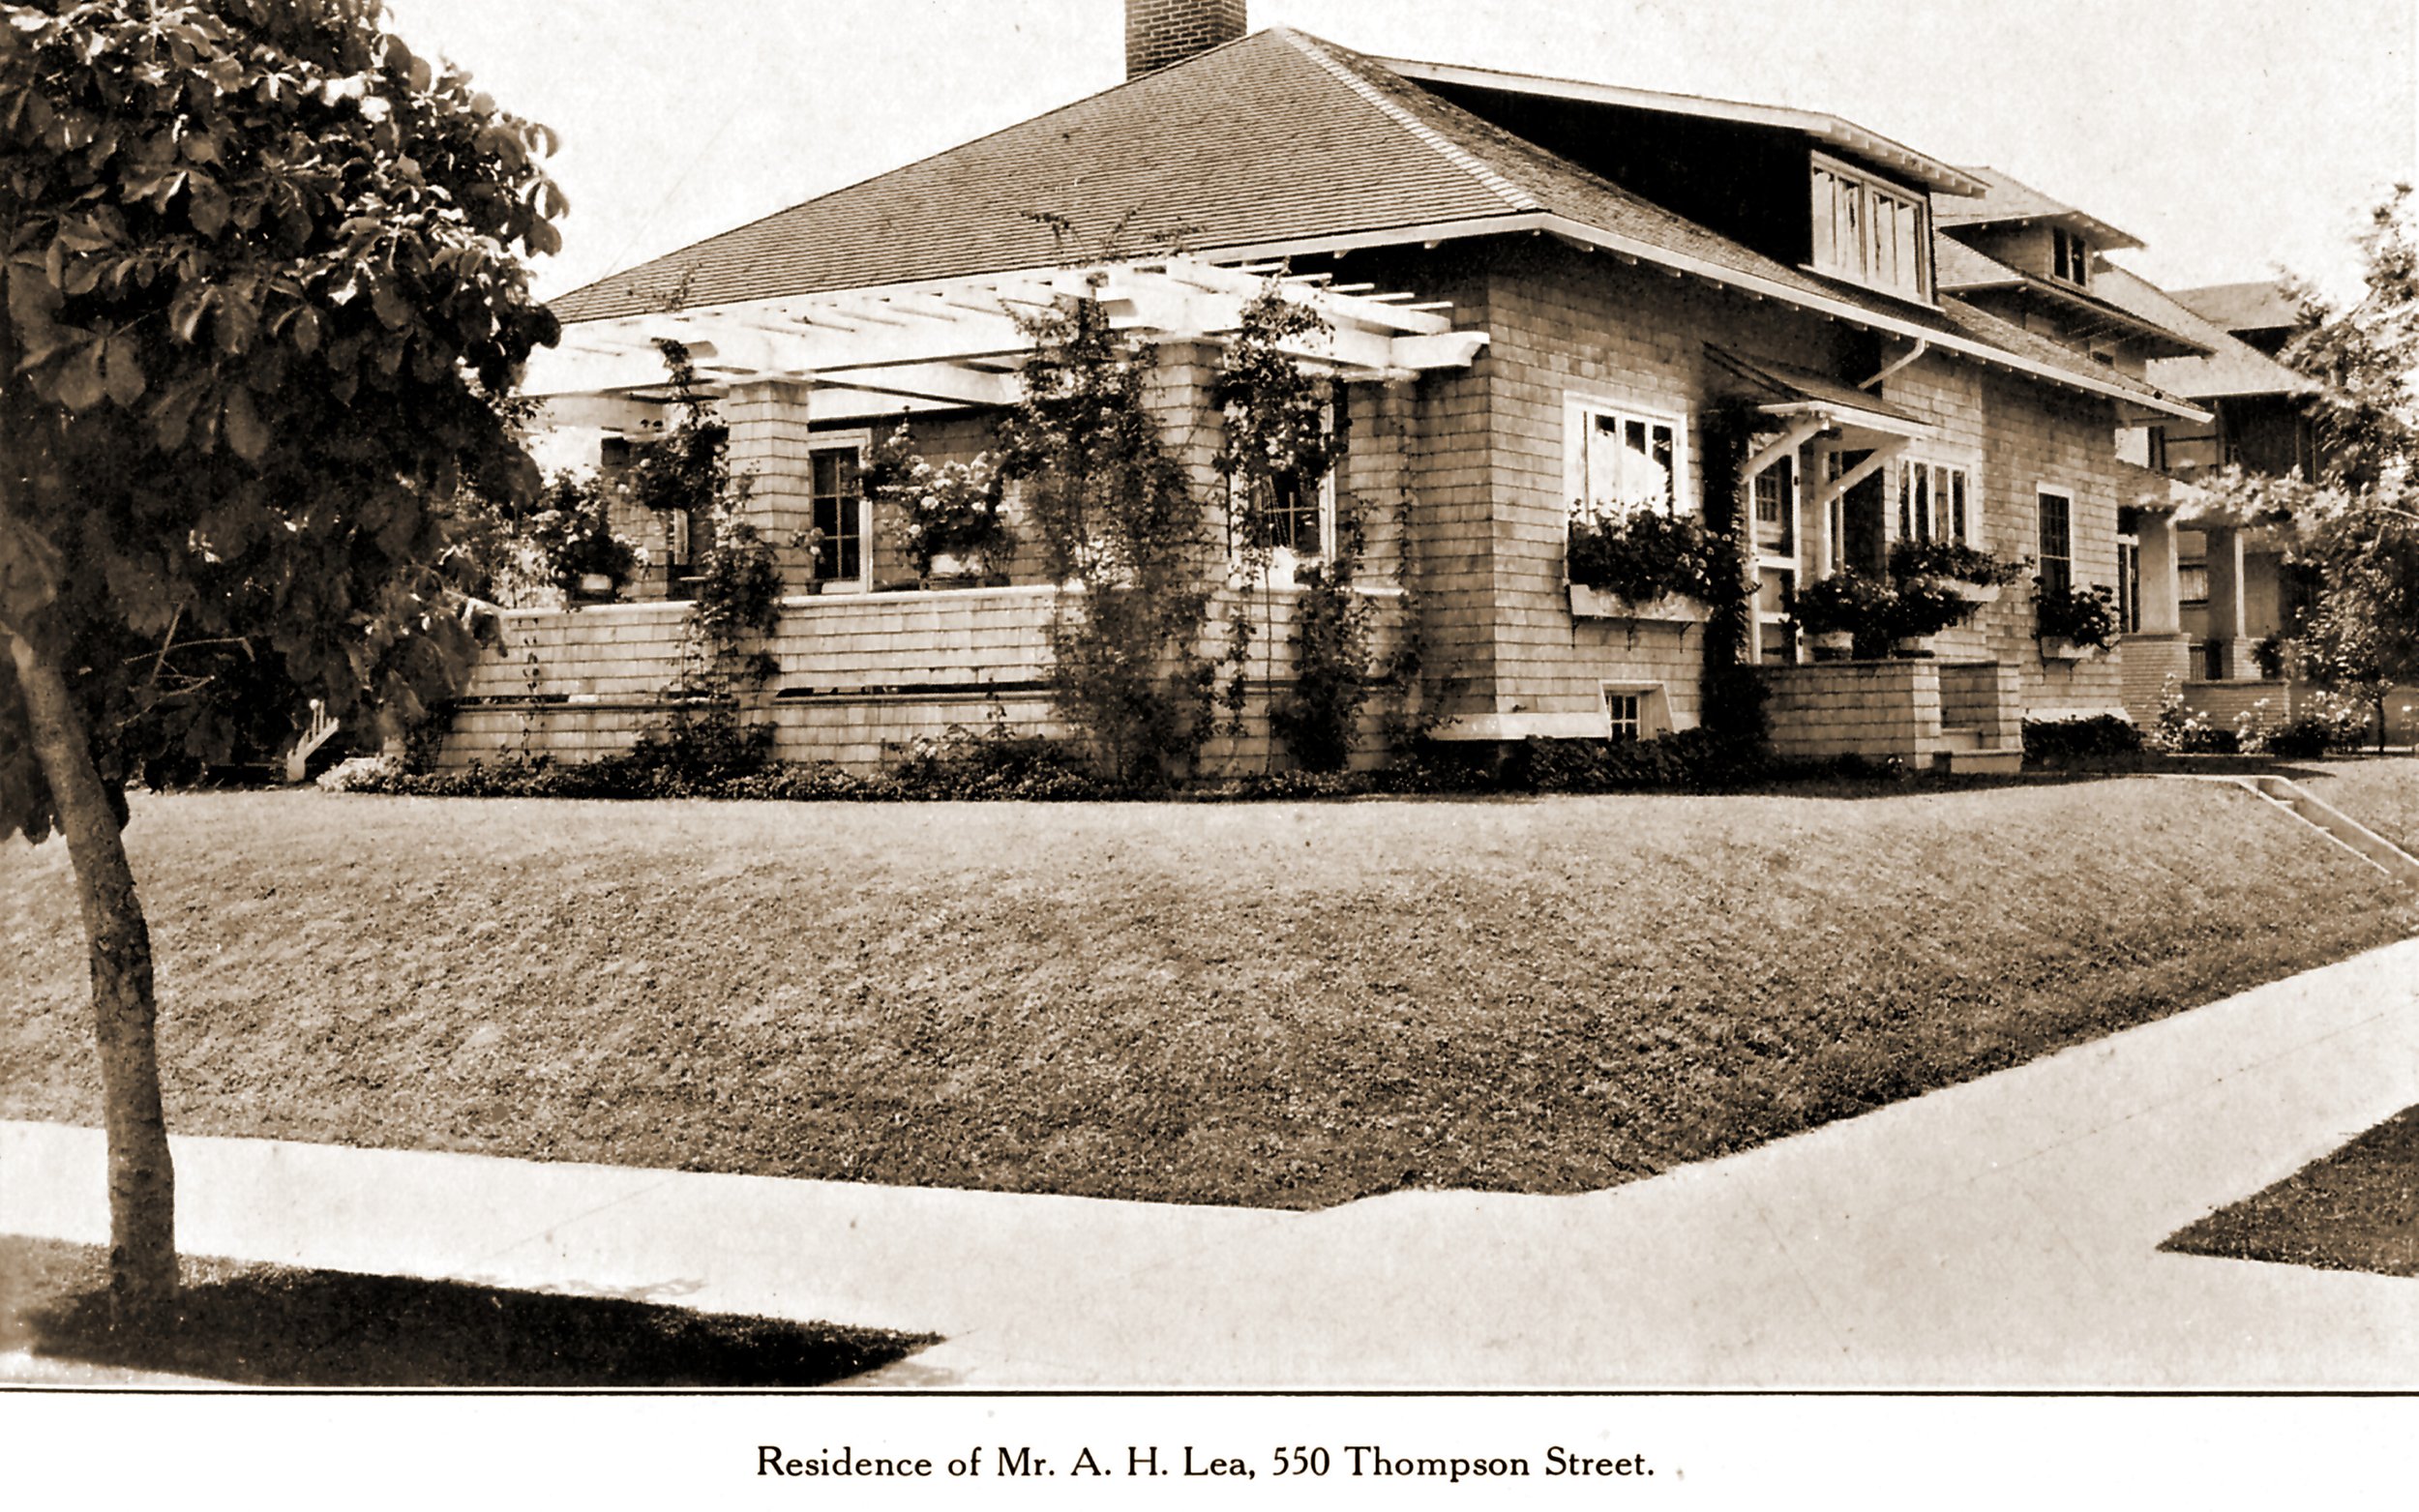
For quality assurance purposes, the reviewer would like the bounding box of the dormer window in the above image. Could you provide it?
[1809,153,1930,302]
[2052,226,2091,286]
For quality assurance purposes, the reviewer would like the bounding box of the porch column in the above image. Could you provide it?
[2137,510,2182,637]
[2204,525,2249,678]
[725,378,819,586]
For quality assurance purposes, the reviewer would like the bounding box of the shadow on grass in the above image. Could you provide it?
[1,1236,935,1387]
[2163,1105,2419,1280]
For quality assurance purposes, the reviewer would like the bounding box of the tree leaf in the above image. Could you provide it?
[187,173,230,237]
[51,339,106,411]
[222,385,268,461]
[101,337,144,405]
[167,281,213,343]
[287,304,321,355]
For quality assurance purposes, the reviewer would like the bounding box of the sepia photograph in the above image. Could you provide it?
[4,0,2416,1498]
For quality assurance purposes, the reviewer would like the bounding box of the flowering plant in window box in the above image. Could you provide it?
[1565,501,1723,622]
[867,423,1017,583]
[1879,574,1979,657]
[1888,540,2026,604]
[2034,579,2121,660]
[1788,570,1896,658]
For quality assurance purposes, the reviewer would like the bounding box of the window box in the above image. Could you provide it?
[1568,583,1711,623]
[1809,628,1857,659]
[1945,579,2002,606]
[2041,637,2106,664]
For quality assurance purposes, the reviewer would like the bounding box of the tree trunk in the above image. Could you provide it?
[4,630,176,1317]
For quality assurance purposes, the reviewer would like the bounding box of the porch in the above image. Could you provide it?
[1759,658,2026,774]
[438,582,1412,774]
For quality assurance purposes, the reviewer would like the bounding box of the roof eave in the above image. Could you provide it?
[1373,55,1986,196]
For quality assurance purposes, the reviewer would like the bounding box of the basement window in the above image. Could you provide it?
[1809,153,1931,302]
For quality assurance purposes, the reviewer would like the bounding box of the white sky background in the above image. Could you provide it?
[382,0,2418,308]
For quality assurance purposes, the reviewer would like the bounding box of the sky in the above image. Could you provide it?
[383,0,2419,308]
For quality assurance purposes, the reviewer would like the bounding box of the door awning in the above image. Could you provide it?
[1708,346,1937,444]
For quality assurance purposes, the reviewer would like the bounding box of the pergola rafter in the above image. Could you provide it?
[522,255,1492,432]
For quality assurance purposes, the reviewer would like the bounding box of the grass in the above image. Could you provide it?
[2297,756,2419,855]
[2165,1105,2419,1278]
[2,782,2413,1210]
[0,1234,932,1386]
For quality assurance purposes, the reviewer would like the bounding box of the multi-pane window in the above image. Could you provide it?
[1753,460,1794,554]
[1810,154,1931,301]
[2115,508,2141,635]
[810,445,864,585]
[1571,402,1685,517]
[1231,403,1337,564]
[1895,460,1972,544]
[2052,226,2092,286]
[1604,690,1643,742]
[2038,488,2074,596]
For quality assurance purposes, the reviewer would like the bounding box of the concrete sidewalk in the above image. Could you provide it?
[6,935,2418,1388]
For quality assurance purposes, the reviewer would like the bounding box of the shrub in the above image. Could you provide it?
[524,473,641,596]
[1789,570,1895,640]
[1565,507,1725,604]
[2023,715,2143,767]
[2035,579,2122,649]
[1888,539,2026,586]
[864,423,1016,579]
[1883,574,1977,643]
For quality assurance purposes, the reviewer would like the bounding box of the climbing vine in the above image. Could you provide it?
[632,341,784,778]
[1695,396,1768,755]
[996,294,1213,784]
[1213,288,1369,770]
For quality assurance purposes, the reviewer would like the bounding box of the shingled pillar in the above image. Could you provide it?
[1126,0,1247,78]
[724,380,821,588]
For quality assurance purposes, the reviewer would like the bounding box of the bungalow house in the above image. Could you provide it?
[442,2,2214,776]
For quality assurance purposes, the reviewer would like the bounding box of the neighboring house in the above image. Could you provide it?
[451,3,2213,775]
[1927,166,2323,720]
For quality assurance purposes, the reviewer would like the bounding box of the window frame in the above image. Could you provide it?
[2115,509,2142,636]
[1226,402,1340,574]
[1565,396,1691,526]
[1808,151,1934,303]
[1893,458,1977,547]
[806,429,874,592]
[2037,486,2075,598]
[2051,226,2092,287]
[1599,683,1671,741]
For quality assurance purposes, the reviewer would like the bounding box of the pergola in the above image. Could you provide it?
[522,255,1493,435]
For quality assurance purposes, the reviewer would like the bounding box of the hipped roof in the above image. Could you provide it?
[551,29,2202,420]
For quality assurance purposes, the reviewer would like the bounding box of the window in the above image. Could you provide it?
[1604,690,1643,742]
[2037,488,2074,596]
[1753,460,1794,555]
[1230,403,1338,566]
[2052,226,2091,286]
[1810,154,1931,301]
[1568,400,1686,519]
[2144,426,2170,473]
[1894,460,1973,544]
[2116,508,2141,635]
[809,442,867,587]
[1600,684,1669,741]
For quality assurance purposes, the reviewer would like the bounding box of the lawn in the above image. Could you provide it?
[0,1234,930,1386]
[2165,1105,2419,1278]
[2297,756,2419,855]
[3,781,2413,1210]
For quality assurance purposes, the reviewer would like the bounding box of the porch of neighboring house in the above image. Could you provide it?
[435,257,1482,775]
[2119,468,2306,726]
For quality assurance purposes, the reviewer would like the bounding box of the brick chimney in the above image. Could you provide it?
[1126,0,1247,79]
